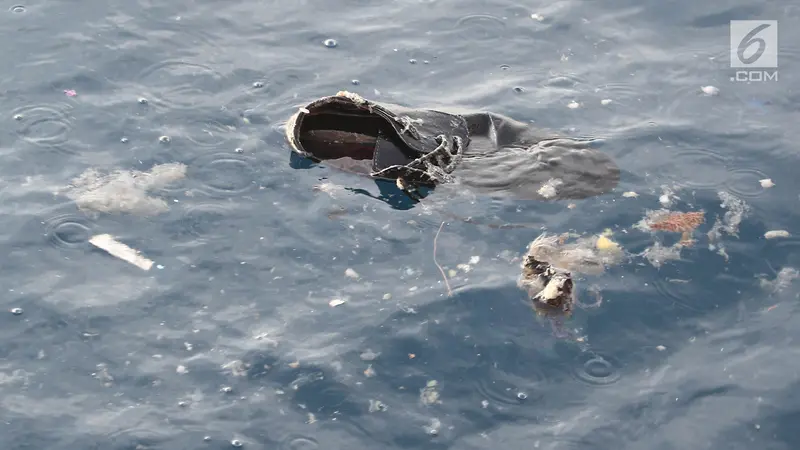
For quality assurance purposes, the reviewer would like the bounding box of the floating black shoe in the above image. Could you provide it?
[285,91,620,201]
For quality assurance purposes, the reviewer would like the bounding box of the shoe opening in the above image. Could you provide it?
[298,103,395,161]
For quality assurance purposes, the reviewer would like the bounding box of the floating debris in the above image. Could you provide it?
[622,191,638,198]
[518,250,574,316]
[567,101,580,109]
[531,13,544,21]
[368,399,388,412]
[641,241,683,269]
[89,234,154,270]
[360,349,380,361]
[537,178,563,199]
[701,85,719,96]
[595,235,619,251]
[601,99,613,106]
[456,264,471,273]
[313,181,346,198]
[329,298,347,307]
[420,380,441,405]
[647,211,704,231]
[764,230,790,239]
[642,210,705,245]
[521,232,624,276]
[759,178,775,188]
[658,186,677,207]
[424,418,441,436]
[708,191,750,239]
[344,268,360,279]
[758,267,799,294]
[62,163,187,216]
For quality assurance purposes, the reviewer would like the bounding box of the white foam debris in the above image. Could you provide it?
[538,178,563,199]
[764,230,790,239]
[63,163,187,216]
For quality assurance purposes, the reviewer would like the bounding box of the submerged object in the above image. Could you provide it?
[285,91,620,200]
[518,251,575,316]
[516,231,625,316]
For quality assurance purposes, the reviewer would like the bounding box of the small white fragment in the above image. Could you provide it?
[538,178,563,199]
[567,101,580,109]
[601,99,613,106]
[656,345,666,351]
[701,85,719,96]
[622,191,638,198]
[469,256,480,265]
[659,194,671,207]
[176,365,189,374]
[89,234,154,271]
[345,268,360,279]
[329,298,347,307]
[382,293,392,300]
[456,264,471,273]
[531,13,544,21]
[764,230,790,239]
[299,107,310,114]
[759,178,774,188]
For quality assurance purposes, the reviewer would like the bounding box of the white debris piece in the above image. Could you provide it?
[764,230,790,239]
[329,298,347,307]
[345,268,360,279]
[89,234,154,271]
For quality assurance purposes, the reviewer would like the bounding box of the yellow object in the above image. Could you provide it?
[596,235,619,251]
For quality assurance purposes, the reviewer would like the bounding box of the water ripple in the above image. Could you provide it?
[12,103,74,152]
[454,14,507,42]
[279,435,319,450]
[724,167,771,199]
[670,146,730,190]
[43,213,94,250]
[180,117,241,149]
[571,351,622,386]
[188,153,258,198]
[170,202,236,242]
[652,276,703,312]
[136,60,226,110]
[474,366,546,406]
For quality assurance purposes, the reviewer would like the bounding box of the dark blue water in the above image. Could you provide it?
[2,0,800,449]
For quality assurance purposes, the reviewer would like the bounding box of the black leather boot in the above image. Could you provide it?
[285,91,619,201]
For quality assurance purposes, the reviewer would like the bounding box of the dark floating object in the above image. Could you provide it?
[285,91,619,201]
[518,252,575,317]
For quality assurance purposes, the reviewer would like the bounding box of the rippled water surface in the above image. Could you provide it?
[2,0,800,449]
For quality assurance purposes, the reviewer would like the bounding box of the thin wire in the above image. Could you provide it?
[433,221,452,296]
